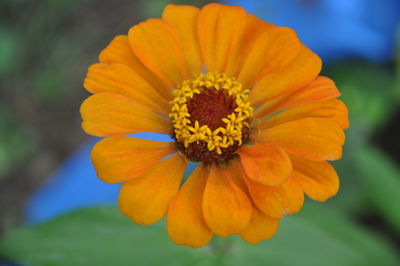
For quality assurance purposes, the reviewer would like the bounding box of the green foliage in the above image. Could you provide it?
[1,206,398,266]
[324,60,400,225]
[0,27,18,76]
[353,145,400,232]
[0,207,212,266]
[0,108,36,178]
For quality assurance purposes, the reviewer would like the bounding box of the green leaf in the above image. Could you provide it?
[1,206,399,266]
[0,207,213,266]
[0,27,18,76]
[226,205,399,266]
[353,144,400,232]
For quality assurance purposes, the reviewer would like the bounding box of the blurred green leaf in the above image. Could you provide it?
[1,206,398,266]
[0,207,213,266]
[0,27,18,76]
[35,68,63,102]
[0,108,36,178]
[353,144,400,232]
[227,205,399,266]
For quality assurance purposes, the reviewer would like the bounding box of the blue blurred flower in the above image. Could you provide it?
[225,0,400,62]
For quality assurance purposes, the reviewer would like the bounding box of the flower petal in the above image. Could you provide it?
[202,166,252,237]
[98,35,171,100]
[119,153,187,225]
[255,76,341,119]
[129,18,189,88]
[91,136,176,184]
[163,4,202,78]
[258,99,349,130]
[167,166,213,248]
[80,92,170,136]
[290,155,339,202]
[240,208,279,244]
[84,63,170,115]
[237,27,301,89]
[254,118,345,161]
[250,45,322,107]
[198,3,248,73]
[238,143,292,186]
[223,12,275,77]
[245,176,304,219]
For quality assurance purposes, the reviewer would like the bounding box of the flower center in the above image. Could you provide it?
[169,72,253,164]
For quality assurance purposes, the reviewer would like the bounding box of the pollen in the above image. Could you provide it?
[169,72,254,164]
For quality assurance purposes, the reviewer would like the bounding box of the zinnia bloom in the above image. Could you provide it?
[80,3,349,248]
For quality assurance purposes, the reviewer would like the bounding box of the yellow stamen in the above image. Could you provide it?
[169,72,253,155]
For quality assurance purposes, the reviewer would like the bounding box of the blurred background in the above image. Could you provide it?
[0,0,399,265]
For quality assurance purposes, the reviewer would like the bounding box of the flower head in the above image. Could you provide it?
[80,3,348,248]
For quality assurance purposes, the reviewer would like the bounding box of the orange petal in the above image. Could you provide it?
[240,208,279,244]
[99,35,137,67]
[80,92,170,136]
[129,18,189,88]
[119,153,187,225]
[254,117,345,161]
[163,4,202,78]
[238,143,292,186]
[224,12,275,77]
[197,3,248,73]
[167,166,213,248]
[290,155,339,202]
[258,99,349,130]
[255,76,341,119]
[245,176,304,219]
[238,27,301,89]
[84,63,170,115]
[250,45,322,107]
[224,159,250,193]
[91,136,176,184]
[202,166,252,237]
[98,35,172,100]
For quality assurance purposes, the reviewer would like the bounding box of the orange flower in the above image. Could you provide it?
[80,3,348,248]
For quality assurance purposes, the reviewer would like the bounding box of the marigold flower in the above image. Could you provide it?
[80,3,349,248]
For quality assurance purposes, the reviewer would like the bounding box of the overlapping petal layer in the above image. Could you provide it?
[119,153,187,225]
[238,143,292,186]
[255,76,342,118]
[163,5,202,78]
[290,155,339,201]
[167,166,213,248]
[80,92,170,136]
[84,63,170,115]
[198,3,248,74]
[250,45,322,107]
[255,118,345,161]
[202,166,252,237]
[98,35,172,100]
[245,175,304,219]
[91,136,176,183]
[258,99,349,130]
[240,208,279,244]
[129,18,189,88]
[237,26,301,89]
